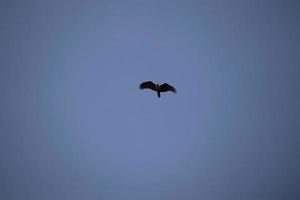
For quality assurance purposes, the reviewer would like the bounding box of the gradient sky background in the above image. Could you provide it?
[1,0,300,199]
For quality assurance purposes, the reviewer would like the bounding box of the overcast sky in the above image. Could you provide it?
[1,0,300,199]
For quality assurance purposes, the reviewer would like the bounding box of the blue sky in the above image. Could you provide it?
[1,0,300,199]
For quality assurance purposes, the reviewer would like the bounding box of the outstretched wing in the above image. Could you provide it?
[139,81,157,91]
[160,83,176,93]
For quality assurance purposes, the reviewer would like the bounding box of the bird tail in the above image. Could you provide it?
[157,91,160,98]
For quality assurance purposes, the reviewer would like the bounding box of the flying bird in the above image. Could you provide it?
[139,81,176,98]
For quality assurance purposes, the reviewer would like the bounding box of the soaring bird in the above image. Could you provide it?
[139,81,176,98]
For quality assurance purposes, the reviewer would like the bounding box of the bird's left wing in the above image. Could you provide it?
[139,81,157,91]
[160,83,176,93]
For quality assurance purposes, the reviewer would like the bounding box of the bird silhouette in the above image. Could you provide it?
[139,81,176,98]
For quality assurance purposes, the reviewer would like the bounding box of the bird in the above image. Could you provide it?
[139,81,176,98]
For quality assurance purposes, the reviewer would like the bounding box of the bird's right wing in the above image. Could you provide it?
[139,81,156,91]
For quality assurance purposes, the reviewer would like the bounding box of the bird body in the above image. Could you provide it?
[139,81,176,97]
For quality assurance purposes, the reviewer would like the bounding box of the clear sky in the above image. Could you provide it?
[1,0,300,199]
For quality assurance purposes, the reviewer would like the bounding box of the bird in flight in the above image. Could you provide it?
[139,81,176,98]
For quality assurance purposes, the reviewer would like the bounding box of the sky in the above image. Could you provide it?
[0,0,300,199]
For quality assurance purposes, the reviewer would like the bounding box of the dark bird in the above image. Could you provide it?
[139,81,176,98]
